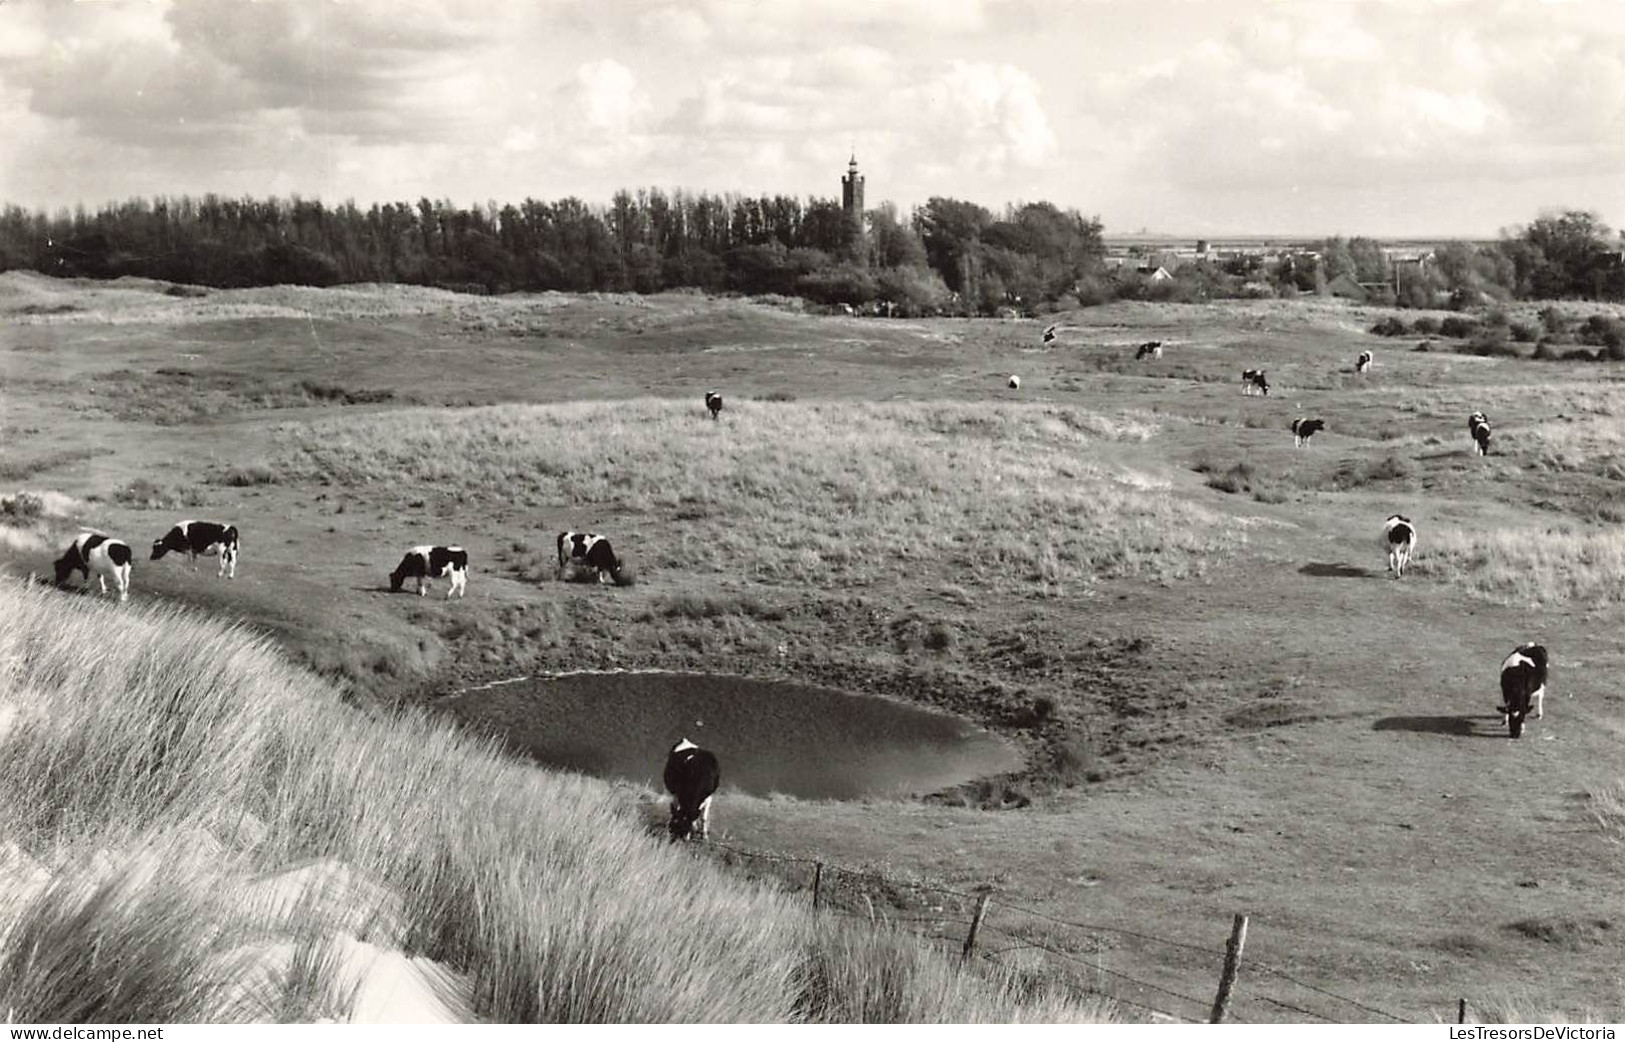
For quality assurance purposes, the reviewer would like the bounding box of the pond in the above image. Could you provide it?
[443,670,1022,800]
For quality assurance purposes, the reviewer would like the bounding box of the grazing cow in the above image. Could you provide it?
[664,738,720,841]
[1356,350,1373,373]
[389,545,468,598]
[1499,643,1548,739]
[1469,411,1492,456]
[1242,369,1270,396]
[1291,417,1325,447]
[1042,324,1057,344]
[1136,340,1164,360]
[54,532,133,602]
[557,531,625,584]
[705,391,723,421]
[150,520,239,579]
[1007,374,1021,390]
[1382,514,1416,578]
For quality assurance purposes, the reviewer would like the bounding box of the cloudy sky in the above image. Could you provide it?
[1,0,1620,237]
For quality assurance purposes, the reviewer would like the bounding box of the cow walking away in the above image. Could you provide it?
[1382,514,1416,578]
[150,520,239,579]
[1356,350,1373,373]
[705,391,724,421]
[557,531,626,585]
[54,532,133,602]
[1242,369,1270,396]
[389,545,469,598]
[664,738,720,841]
[1499,643,1548,739]
[1469,411,1492,456]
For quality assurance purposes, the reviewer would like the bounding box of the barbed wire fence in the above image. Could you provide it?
[702,839,1413,1025]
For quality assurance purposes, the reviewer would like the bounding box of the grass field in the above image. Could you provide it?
[2,271,1622,1022]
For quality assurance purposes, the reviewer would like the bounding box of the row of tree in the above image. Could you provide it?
[0,190,1108,316]
[0,191,1617,311]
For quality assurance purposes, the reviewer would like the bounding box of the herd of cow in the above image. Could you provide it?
[36,368,1548,851]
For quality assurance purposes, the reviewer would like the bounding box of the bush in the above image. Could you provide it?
[1369,316,1409,337]
[1439,316,1479,338]
[1509,320,1539,343]
[1412,316,1441,335]
[220,465,277,487]
[1532,340,1558,360]
[1539,305,1569,336]
[1206,462,1257,494]
[1414,341,1432,352]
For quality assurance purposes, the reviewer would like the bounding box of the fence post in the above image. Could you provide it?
[1458,999,1467,1024]
[1209,914,1249,1024]
[812,862,823,911]
[961,892,992,962]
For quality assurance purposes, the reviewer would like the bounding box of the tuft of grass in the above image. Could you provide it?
[0,448,99,482]
[221,465,279,487]
[1414,525,1625,607]
[1589,781,1625,842]
[112,478,206,511]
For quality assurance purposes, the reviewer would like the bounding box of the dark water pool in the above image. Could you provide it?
[443,670,1022,800]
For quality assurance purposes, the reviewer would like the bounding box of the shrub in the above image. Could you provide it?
[1369,316,1409,337]
[1509,320,1539,343]
[1206,462,1257,494]
[221,465,277,487]
[1539,305,1570,336]
[1414,341,1432,352]
[1439,316,1479,339]
[1532,340,1558,360]
[0,491,45,522]
[1412,316,1441,335]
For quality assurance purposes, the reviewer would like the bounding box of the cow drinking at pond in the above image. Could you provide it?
[150,521,238,579]
[1499,643,1548,739]
[1382,514,1416,578]
[664,738,720,841]
[54,532,133,602]
[389,545,469,598]
[557,531,626,585]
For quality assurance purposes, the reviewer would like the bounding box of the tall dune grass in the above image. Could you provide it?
[0,581,1112,1023]
[274,399,1236,588]
[1413,525,1625,607]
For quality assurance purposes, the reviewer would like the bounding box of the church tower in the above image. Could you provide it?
[840,153,866,263]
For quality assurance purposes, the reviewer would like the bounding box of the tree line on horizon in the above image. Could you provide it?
[0,191,1618,314]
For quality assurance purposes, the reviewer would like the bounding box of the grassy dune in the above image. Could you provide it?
[275,398,1236,590]
[0,581,1110,1023]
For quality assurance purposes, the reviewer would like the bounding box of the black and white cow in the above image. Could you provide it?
[1007,374,1021,390]
[705,391,724,421]
[1468,411,1492,456]
[1499,642,1548,739]
[1242,369,1270,396]
[1356,350,1373,373]
[1042,324,1057,344]
[389,545,468,598]
[1381,514,1416,578]
[664,738,720,841]
[1291,417,1325,447]
[1136,340,1163,360]
[557,531,625,584]
[54,532,133,602]
[150,520,239,579]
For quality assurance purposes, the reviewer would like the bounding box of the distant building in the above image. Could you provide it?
[841,153,866,265]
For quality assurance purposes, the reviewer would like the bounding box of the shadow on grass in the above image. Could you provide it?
[1299,562,1377,579]
[1372,715,1503,738]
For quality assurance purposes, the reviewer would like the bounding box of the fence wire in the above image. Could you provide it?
[699,836,1412,1025]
